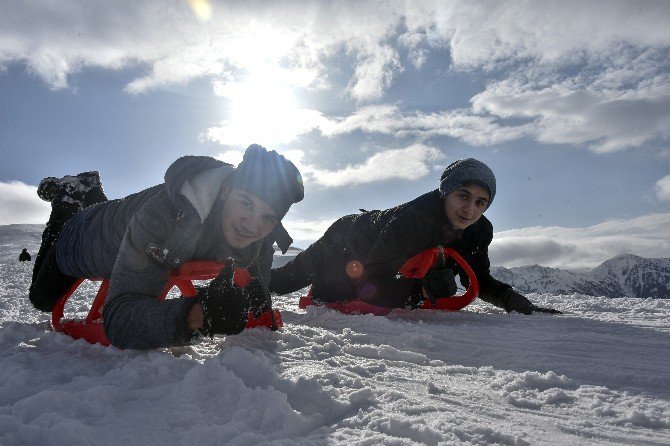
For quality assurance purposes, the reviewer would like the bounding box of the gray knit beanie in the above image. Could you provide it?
[439,158,496,207]
[232,144,304,218]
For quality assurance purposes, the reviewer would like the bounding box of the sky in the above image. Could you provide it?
[0,0,669,271]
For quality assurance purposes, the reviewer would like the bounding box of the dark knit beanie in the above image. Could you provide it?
[439,158,496,208]
[232,144,304,218]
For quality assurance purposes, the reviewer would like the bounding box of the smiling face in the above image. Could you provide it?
[443,183,490,230]
[218,187,279,249]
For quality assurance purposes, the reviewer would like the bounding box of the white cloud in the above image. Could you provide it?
[656,175,670,202]
[214,150,244,166]
[0,0,401,99]
[216,144,445,189]
[281,217,336,247]
[0,182,50,225]
[470,76,670,153]
[304,144,445,187]
[2,0,670,152]
[347,44,402,101]
[317,76,670,152]
[405,1,670,69]
[490,213,670,271]
[319,105,533,146]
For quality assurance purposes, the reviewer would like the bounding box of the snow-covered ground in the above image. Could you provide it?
[1,225,668,445]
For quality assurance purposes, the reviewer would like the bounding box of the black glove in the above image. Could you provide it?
[198,264,250,336]
[499,289,562,315]
[244,277,271,318]
[422,266,457,305]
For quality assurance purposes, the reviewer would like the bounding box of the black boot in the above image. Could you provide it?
[32,171,108,284]
[37,171,107,209]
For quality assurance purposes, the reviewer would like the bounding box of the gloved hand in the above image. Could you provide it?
[244,277,271,318]
[499,289,562,315]
[422,266,457,305]
[199,263,250,336]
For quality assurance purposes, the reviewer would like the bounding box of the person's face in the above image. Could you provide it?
[443,183,490,230]
[219,187,279,249]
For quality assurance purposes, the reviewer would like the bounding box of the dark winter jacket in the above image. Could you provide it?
[55,156,281,349]
[270,189,511,308]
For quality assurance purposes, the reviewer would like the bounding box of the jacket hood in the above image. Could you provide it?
[165,156,233,224]
[164,155,294,254]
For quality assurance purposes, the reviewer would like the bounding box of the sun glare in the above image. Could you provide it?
[188,0,212,22]
[213,68,319,146]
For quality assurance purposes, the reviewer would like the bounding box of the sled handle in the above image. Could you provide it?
[409,247,479,311]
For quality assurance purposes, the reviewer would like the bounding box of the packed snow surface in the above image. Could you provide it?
[1,225,668,445]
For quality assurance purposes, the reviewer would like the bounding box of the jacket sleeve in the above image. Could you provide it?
[458,218,511,309]
[102,193,198,349]
[365,205,437,280]
[362,206,437,305]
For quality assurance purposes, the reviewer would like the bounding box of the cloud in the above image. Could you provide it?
[2,1,670,152]
[470,74,670,153]
[214,150,244,166]
[216,144,445,188]
[0,1,401,98]
[347,44,402,101]
[319,105,533,146]
[656,175,670,202]
[490,213,670,271]
[423,1,670,69]
[317,77,670,152]
[303,144,445,187]
[0,182,50,225]
[281,217,336,247]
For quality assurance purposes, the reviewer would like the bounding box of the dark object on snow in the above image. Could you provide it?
[498,288,536,314]
[530,306,563,314]
[19,248,31,262]
[497,289,563,315]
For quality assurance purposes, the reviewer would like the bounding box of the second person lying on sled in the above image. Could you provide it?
[270,158,559,314]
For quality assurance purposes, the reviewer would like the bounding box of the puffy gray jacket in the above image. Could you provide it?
[56,156,281,349]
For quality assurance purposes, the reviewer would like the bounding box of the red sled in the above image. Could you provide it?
[52,260,283,346]
[298,247,479,316]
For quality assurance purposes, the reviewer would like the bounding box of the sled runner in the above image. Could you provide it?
[52,260,283,346]
[298,247,480,316]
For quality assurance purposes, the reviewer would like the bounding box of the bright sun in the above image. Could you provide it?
[213,67,318,147]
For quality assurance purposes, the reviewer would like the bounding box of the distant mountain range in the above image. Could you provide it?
[276,248,670,299]
[491,254,670,299]
[2,225,668,298]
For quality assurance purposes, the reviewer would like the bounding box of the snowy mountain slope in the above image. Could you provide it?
[1,224,669,445]
[492,255,670,299]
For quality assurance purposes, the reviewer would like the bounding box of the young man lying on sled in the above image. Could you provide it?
[29,144,303,349]
[270,158,559,315]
